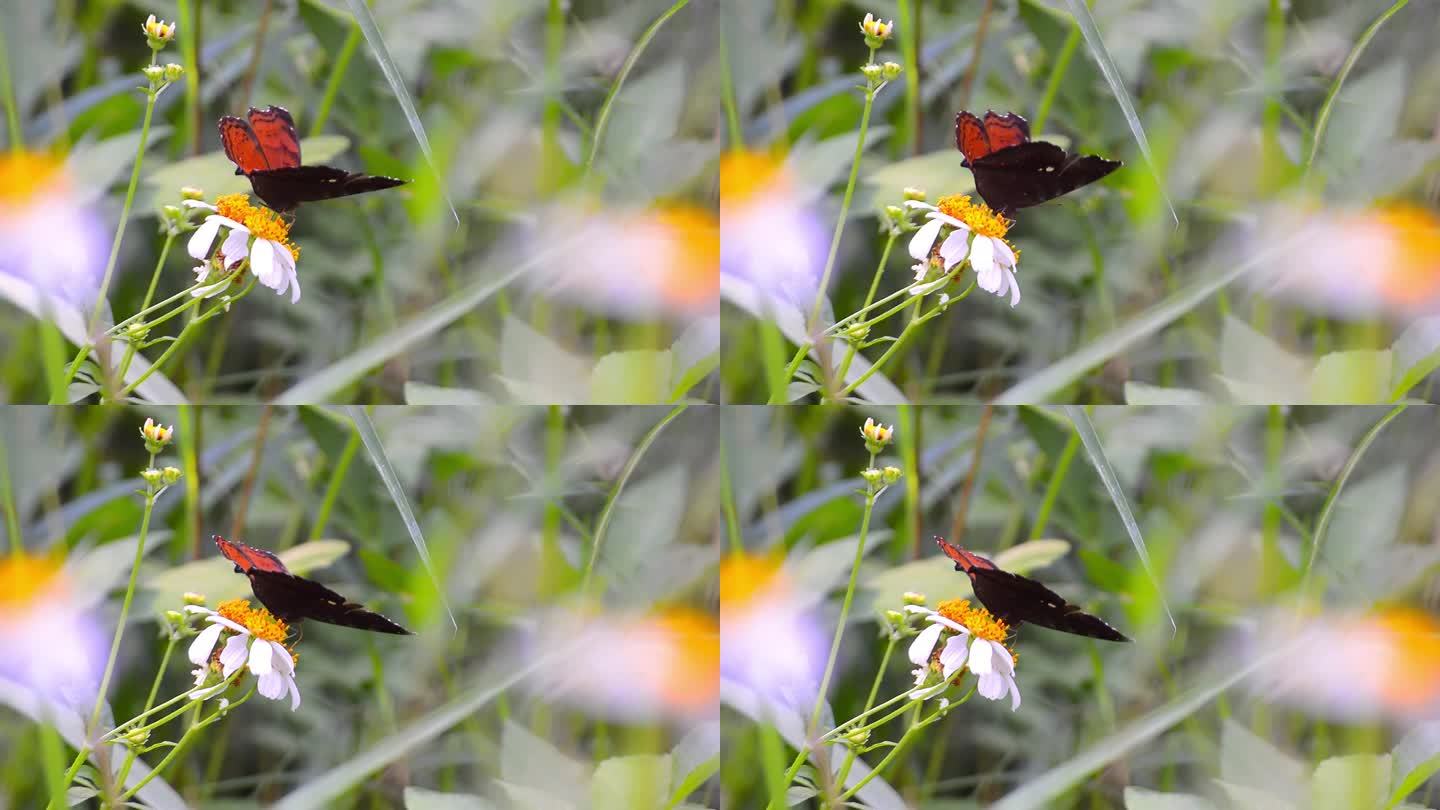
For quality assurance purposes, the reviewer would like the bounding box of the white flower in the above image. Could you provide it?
[184,605,301,711]
[905,200,1020,307]
[184,200,301,303]
[903,604,1021,711]
[967,636,1021,711]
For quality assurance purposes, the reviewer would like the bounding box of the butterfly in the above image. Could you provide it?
[218,106,406,213]
[215,535,412,635]
[935,536,1129,642]
[955,110,1121,218]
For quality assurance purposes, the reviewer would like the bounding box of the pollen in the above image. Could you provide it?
[720,150,790,205]
[212,193,300,261]
[936,598,1011,644]
[0,151,67,206]
[215,598,290,643]
[936,194,1012,240]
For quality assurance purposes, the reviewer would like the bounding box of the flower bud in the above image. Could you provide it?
[161,466,182,485]
[902,591,926,606]
[143,14,176,48]
[903,187,927,202]
[881,61,902,81]
[142,64,165,84]
[861,467,884,487]
[842,727,871,747]
[859,13,893,46]
[163,63,185,82]
[180,186,204,201]
[183,592,206,606]
[882,465,902,485]
[860,417,894,453]
[140,468,164,487]
[860,63,883,83]
[140,417,174,452]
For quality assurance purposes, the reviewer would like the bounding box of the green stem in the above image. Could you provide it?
[806,70,879,342]
[116,278,256,398]
[1031,430,1079,539]
[86,471,159,738]
[0,13,23,147]
[718,20,743,146]
[837,281,974,397]
[87,59,161,354]
[861,637,898,715]
[116,684,256,802]
[836,233,898,383]
[310,429,361,540]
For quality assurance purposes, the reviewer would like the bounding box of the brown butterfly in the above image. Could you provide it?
[955,110,1121,217]
[936,537,1130,642]
[216,535,412,635]
[218,106,406,213]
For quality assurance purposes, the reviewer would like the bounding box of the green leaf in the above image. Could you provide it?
[591,754,671,810]
[1310,349,1392,404]
[1312,754,1390,810]
[403,382,496,405]
[403,786,496,810]
[1124,381,1215,405]
[1122,787,1220,810]
[1218,316,1310,403]
[591,350,673,404]
[1220,719,1308,799]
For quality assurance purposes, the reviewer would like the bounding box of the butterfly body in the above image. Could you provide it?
[215,535,412,635]
[955,110,1121,217]
[935,536,1129,642]
[218,106,405,212]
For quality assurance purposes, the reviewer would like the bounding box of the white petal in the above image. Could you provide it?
[938,228,971,269]
[1004,269,1022,307]
[939,634,969,678]
[903,200,938,212]
[257,671,285,700]
[204,614,250,634]
[187,217,222,260]
[977,671,1007,700]
[267,641,294,676]
[968,635,994,674]
[987,640,1015,677]
[908,218,944,260]
[1006,674,1022,711]
[925,613,968,634]
[991,237,1017,269]
[969,234,994,274]
[908,622,943,665]
[903,605,936,616]
[908,680,949,701]
[247,635,274,675]
[924,211,967,229]
[188,623,223,665]
[220,228,251,268]
[219,634,250,677]
[182,200,217,211]
[285,673,302,711]
[184,605,217,616]
[269,241,300,303]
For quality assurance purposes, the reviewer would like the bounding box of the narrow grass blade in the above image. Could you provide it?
[343,0,458,224]
[275,246,561,403]
[346,406,458,632]
[989,636,1303,810]
[1301,403,1408,596]
[1065,406,1176,633]
[1062,0,1177,225]
[582,404,690,597]
[1304,0,1411,175]
[996,236,1298,404]
[585,0,690,175]
[271,654,551,810]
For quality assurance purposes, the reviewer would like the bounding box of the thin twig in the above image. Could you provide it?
[948,402,994,542]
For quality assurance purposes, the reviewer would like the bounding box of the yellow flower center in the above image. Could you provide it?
[1370,205,1440,303]
[212,193,300,261]
[936,194,1013,241]
[215,598,290,643]
[649,608,720,711]
[0,553,65,607]
[935,598,1010,643]
[652,204,719,305]
[720,150,790,206]
[1366,608,1440,708]
[0,151,68,207]
[720,552,787,611]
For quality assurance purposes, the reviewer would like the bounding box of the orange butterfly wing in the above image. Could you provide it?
[955,111,991,166]
[247,106,302,170]
[215,535,291,575]
[218,117,269,175]
[980,111,1030,152]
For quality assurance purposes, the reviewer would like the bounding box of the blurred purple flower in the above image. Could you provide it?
[0,552,105,711]
[720,151,828,309]
[720,552,825,712]
[0,152,109,310]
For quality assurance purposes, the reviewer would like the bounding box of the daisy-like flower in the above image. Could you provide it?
[0,551,105,709]
[1252,203,1440,319]
[0,150,108,309]
[1244,607,1440,723]
[528,202,718,320]
[526,606,719,723]
[720,150,828,309]
[720,552,825,711]
[905,195,1020,307]
[905,599,1021,711]
[185,599,300,711]
[185,194,301,303]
